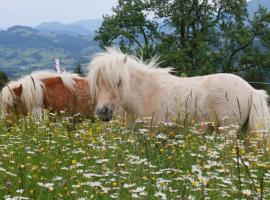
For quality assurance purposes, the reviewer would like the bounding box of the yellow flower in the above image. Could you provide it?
[112,182,118,187]
[89,129,94,136]
[191,180,198,187]
[97,126,101,132]
[142,176,148,181]
[29,190,34,195]
[160,148,164,153]
[169,131,176,137]
[71,160,77,165]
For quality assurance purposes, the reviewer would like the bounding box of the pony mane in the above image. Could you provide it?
[30,70,79,91]
[88,47,173,98]
[0,81,17,110]
[0,75,44,116]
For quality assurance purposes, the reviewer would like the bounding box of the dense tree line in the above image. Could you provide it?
[95,0,270,89]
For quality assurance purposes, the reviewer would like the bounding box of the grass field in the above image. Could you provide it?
[0,113,270,200]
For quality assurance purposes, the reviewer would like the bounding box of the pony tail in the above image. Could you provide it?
[60,71,77,92]
[20,76,44,115]
[248,90,270,137]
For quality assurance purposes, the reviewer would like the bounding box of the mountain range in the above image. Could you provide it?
[0,26,99,77]
[0,0,269,78]
[35,19,102,36]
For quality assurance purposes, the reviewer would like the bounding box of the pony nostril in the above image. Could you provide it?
[102,106,108,114]
[96,106,109,115]
[96,108,102,115]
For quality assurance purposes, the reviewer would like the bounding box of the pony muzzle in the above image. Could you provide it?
[95,104,113,121]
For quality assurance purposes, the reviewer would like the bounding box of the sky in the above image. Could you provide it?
[0,0,117,28]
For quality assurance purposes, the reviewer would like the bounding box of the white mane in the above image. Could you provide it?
[0,70,80,116]
[0,81,17,110]
[0,76,44,117]
[87,47,172,98]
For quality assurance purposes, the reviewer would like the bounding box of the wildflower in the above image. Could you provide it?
[131,186,145,193]
[110,193,119,199]
[71,160,77,165]
[37,182,54,191]
[139,129,148,134]
[156,178,171,190]
[132,193,139,198]
[242,189,252,196]
[4,196,30,200]
[191,165,202,175]
[156,133,167,140]
[16,189,24,194]
[81,181,103,187]
[96,159,109,164]
[89,129,94,136]
[123,183,136,188]
[112,182,118,187]
[154,191,167,200]
[142,176,148,180]
[191,180,198,187]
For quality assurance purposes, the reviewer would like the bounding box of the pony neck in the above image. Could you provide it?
[123,68,160,118]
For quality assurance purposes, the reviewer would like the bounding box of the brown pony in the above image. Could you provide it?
[0,71,94,118]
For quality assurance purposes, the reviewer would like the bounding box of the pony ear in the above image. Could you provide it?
[13,84,22,97]
[123,55,128,64]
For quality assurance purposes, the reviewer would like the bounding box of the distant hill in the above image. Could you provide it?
[70,19,103,32]
[35,19,102,36]
[0,26,99,78]
[36,22,92,36]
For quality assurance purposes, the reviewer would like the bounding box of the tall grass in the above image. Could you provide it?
[0,113,270,199]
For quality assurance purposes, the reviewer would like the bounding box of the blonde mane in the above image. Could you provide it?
[0,70,80,116]
[0,76,44,117]
[87,47,172,98]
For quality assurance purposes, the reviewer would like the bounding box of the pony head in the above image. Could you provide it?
[0,81,27,115]
[0,76,44,116]
[88,48,131,121]
[87,48,170,121]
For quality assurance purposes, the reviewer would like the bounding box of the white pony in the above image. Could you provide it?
[87,48,270,134]
[0,71,93,118]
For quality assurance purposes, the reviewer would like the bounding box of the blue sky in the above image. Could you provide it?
[0,0,117,28]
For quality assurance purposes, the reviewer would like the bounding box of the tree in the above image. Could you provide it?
[95,0,270,79]
[95,0,159,59]
[0,70,8,90]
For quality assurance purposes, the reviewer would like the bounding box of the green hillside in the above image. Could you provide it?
[0,26,99,78]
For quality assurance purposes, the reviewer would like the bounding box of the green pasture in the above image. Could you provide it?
[0,113,270,199]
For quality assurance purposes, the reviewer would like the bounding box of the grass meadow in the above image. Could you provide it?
[0,112,270,200]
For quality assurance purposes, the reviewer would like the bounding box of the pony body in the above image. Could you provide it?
[88,48,270,133]
[1,71,93,118]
